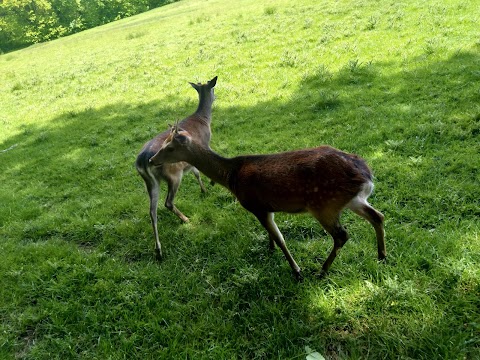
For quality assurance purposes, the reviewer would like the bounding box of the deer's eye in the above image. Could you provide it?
[166,147,175,152]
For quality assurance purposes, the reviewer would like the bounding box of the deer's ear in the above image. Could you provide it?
[174,133,190,145]
[189,82,200,91]
[208,76,217,88]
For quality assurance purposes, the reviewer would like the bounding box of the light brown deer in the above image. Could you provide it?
[149,124,386,280]
[135,76,217,260]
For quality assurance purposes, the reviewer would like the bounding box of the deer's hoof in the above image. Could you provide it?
[293,270,304,282]
[316,270,328,279]
[155,249,163,261]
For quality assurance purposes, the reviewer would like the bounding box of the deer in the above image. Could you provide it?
[135,76,217,260]
[149,124,386,280]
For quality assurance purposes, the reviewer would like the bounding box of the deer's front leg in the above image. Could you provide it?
[254,211,302,281]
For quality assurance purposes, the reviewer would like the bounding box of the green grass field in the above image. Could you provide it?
[1,0,479,358]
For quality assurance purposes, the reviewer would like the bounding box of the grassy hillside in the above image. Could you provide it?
[1,0,479,358]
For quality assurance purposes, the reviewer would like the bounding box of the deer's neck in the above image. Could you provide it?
[187,145,235,189]
[195,90,214,119]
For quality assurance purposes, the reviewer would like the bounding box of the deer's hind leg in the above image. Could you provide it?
[345,181,386,260]
[191,166,207,193]
[310,208,349,275]
[347,199,386,260]
[141,172,163,260]
[164,172,190,223]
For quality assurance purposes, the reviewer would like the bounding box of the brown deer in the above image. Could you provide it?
[135,76,217,260]
[149,124,386,280]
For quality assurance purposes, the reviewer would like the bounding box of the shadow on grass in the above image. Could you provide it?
[1,50,479,358]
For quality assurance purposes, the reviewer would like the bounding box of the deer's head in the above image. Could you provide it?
[149,123,193,166]
[189,76,217,97]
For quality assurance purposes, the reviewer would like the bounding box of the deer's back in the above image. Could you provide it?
[230,146,372,213]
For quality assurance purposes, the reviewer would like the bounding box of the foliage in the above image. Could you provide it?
[0,0,178,53]
[0,0,479,359]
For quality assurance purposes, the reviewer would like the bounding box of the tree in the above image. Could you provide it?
[0,0,179,53]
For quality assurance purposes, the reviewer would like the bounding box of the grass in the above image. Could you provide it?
[1,0,479,358]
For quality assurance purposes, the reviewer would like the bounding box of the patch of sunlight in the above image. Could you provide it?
[371,149,386,160]
[307,279,368,311]
[4,161,23,176]
[444,227,480,274]
[62,148,83,161]
[398,103,413,113]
